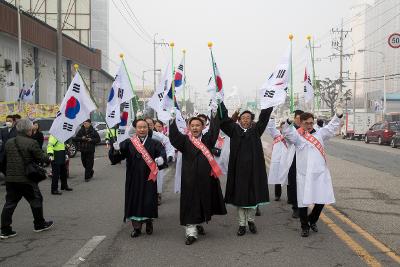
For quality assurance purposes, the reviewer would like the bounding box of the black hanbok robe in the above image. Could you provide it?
[169,115,227,226]
[220,102,273,207]
[109,134,167,221]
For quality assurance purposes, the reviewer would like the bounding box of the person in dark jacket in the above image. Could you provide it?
[0,119,53,239]
[0,115,17,176]
[169,111,227,245]
[109,119,167,238]
[73,119,101,182]
[220,102,273,236]
[31,122,44,150]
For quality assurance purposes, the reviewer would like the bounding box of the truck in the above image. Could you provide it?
[341,112,376,140]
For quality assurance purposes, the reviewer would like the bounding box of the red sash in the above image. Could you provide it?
[273,135,287,148]
[187,132,223,179]
[297,128,327,162]
[215,135,225,149]
[130,136,158,182]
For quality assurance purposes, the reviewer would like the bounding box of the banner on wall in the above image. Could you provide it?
[0,102,60,122]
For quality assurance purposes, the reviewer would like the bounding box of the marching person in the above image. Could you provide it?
[169,109,227,245]
[1,119,53,239]
[220,102,273,236]
[149,119,175,205]
[266,119,293,201]
[286,110,304,219]
[47,135,72,195]
[283,105,343,237]
[110,119,167,238]
[74,119,101,182]
[105,124,118,149]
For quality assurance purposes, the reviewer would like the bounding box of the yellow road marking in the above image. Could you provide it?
[326,205,400,264]
[320,213,382,267]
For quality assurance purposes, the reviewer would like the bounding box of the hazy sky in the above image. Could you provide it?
[108,0,365,102]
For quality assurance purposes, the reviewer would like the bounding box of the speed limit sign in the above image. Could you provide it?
[388,33,400,48]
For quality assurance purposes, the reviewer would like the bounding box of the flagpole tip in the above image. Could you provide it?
[170,42,175,48]
[119,53,124,59]
[182,49,186,54]
[288,34,294,40]
[306,35,312,40]
[73,64,79,70]
[208,42,213,48]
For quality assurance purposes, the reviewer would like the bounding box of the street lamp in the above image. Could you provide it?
[358,49,386,118]
[142,69,161,111]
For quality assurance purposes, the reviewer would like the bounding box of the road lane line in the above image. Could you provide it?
[326,205,400,264]
[62,235,106,266]
[320,213,382,267]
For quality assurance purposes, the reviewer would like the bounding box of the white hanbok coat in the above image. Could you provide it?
[282,115,341,208]
[266,119,294,185]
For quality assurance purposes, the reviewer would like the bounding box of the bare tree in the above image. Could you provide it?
[318,78,350,116]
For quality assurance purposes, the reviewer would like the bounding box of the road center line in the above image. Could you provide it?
[320,213,382,267]
[326,205,400,264]
[62,235,106,267]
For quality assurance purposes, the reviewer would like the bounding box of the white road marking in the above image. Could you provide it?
[62,235,106,266]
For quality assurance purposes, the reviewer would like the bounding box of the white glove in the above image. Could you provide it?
[136,111,143,119]
[155,157,164,166]
[336,102,344,117]
[49,156,54,161]
[113,142,120,151]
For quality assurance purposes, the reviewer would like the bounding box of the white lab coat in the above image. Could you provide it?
[282,115,341,207]
[266,119,294,185]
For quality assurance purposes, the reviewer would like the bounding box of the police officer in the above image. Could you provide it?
[47,135,72,195]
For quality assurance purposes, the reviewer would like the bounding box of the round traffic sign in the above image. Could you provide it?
[388,33,400,48]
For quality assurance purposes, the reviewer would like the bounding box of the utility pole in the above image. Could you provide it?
[153,34,169,93]
[17,0,23,108]
[56,0,62,103]
[352,72,357,136]
[331,19,353,97]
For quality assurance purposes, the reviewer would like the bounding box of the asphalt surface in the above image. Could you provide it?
[0,143,399,266]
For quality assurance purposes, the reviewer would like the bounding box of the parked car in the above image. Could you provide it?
[93,122,108,144]
[365,121,400,145]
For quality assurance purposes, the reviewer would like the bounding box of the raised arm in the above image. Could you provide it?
[282,123,302,147]
[266,118,281,138]
[318,114,342,142]
[204,112,221,148]
[219,102,236,138]
[169,119,186,152]
[256,107,273,136]
[109,139,128,164]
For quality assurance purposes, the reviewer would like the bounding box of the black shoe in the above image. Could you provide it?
[0,230,17,239]
[196,225,206,235]
[185,236,196,245]
[275,196,281,201]
[255,207,261,216]
[51,191,62,195]
[292,209,299,219]
[61,187,73,191]
[310,223,318,232]
[248,221,257,234]
[237,226,246,236]
[301,229,310,237]
[34,221,54,233]
[131,228,142,238]
[85,178,91,182]
[145,220,153,235]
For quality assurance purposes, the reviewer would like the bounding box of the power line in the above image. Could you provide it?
[120,0,153,41]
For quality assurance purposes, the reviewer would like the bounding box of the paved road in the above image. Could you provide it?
[0,145,399,266]
[326,137,400,177]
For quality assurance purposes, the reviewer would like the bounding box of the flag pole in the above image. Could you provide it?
[182,49,186,112]
[289,34,294,114]
[307,35,317,112]
[170,42,176,112]
[120,54,139,118]
[208,42,222,118]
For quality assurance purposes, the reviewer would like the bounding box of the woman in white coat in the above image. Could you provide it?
[282,106,343,237]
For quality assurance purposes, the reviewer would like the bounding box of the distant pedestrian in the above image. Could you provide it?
[0,119,53,239]
[31,122,44,150]
[74,119,100,182]
[0,115,17,176]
